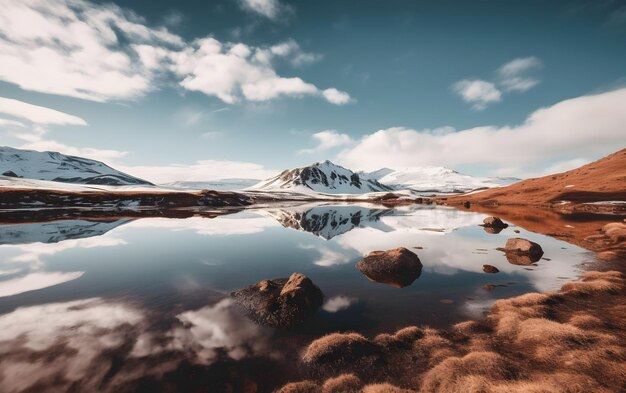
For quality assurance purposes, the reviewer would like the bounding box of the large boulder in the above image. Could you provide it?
[499,238,544,265]
[356,247,423,288]
[231,272,323,328]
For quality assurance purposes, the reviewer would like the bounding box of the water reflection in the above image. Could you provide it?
[262,204,391,239]
[0,203,595,392]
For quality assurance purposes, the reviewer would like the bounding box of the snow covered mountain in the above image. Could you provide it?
[0,147,152,186]
[162,179,260,191]
[250,160,392,194]
[363,166,519,193]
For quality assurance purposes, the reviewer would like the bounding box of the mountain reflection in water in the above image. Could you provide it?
[0,204,594,393]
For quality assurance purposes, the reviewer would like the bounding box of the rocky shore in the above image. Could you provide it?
[274,217,626,393]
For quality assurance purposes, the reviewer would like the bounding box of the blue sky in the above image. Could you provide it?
[0,0,625,182]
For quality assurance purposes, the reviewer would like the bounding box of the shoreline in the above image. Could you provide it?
[275,209,626,392]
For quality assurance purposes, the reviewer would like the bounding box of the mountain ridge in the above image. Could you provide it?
[0,146,152,186]
[363,165,519,193]
[250,160,392,194]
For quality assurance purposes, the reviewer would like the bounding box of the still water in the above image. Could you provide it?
[0,203,595,392]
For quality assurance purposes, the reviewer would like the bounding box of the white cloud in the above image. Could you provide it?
[118,160,278,184]
[452,79,502,110]
[498,56,542,92]
[171,38,349,105]
[540,158,591,176]
[453,57,542,109]
[322,88,352,105]
[0,118,26,127]
[13,132,127,162]
[263,39,322,67]
[299,130,354,154]
[0,0,181,102]
[0,0,347,105]
[238,0,290,21]
[339,87,626,177]
[0,97,87,125]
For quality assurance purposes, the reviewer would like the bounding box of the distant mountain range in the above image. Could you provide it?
[0,147,519,194]
[0,146,151,186]
[250,160,518,194]
[250,160,392,194]
[362,166,519,193]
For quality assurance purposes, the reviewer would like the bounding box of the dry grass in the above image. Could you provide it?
[276,268,626,392]
[362,383,416,393]
[302,332,379,370]
[321,374,362,393]
[561,271,622,295]
[276,381,320,393]
[420,351,514,393]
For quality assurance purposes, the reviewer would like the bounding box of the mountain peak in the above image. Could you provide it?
[250,161,392,194]
[0,146,152,186]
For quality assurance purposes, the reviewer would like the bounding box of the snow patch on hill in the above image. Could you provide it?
[0,146,151,186]
[363,166,519,193]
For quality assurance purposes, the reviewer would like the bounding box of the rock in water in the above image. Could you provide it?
[482,217,508,228]
[231,273,323,328]
[499,238,544,265]
[483,264,500,274]
[356,247,423,288]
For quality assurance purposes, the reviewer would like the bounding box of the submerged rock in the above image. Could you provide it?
[231,272,323,328]
[483,264,500,274]
[356,247,423,288]
[499,238,544,265]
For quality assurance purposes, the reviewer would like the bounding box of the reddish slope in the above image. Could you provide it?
[445,148,626,207]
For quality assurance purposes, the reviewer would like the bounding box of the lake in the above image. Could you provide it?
[0,203,597,392]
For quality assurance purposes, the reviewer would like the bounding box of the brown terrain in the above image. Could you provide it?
[441,148,626,213]
[274,150,626,393]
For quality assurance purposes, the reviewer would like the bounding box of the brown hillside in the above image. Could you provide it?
[445,148,626,207]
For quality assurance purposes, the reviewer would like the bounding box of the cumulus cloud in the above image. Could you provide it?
[498,56,542,92]
[0,0,348,105]
[0,0,181,102]
[452,80,502,110]
[0,97,87,126]
[299,130,354,154]
[238,0,291,21]
[339,87,626,177]
[171,38,348,104]
[322,88,352,105]
[453,57,542,109]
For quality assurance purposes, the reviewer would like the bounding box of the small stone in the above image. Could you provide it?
[483,264,500,274]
